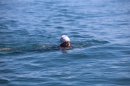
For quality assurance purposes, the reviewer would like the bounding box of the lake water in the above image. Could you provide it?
[0,0,130,86]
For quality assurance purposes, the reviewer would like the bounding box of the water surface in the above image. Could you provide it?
[0,0,130,86]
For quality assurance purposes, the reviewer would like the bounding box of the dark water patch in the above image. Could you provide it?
[52,20,63,24]
[65,19,75,22]
[55,26,64,29]
[109,78,130,86]
[79,25,88,28]
[42,19,50,23]
[0,78,9,84]
[55,13,74,20]
[121,50,130,55]
[124,10,130,15]
[14,29,29,35]
[44,24,52,27]
[1,20,19,28]
[60,8,69,13]
[66,53,88,60]
[0,23,8,30]
[70,34,81,38]
[0,69,14,74]
[0,60,5,65]
[89,39,109,44]
[0,31,13,34]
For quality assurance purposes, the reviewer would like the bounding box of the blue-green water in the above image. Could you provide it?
[0,0,130,86]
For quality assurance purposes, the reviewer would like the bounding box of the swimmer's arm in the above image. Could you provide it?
[0,48,11,51]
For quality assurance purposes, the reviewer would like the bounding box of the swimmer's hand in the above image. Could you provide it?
[0,48,11,51]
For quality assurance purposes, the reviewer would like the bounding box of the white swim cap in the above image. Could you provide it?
[60,35,70,43]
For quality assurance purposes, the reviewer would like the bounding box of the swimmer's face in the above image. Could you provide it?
[60,41,70,47]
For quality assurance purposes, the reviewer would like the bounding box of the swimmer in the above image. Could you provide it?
[60,35,70,50]
[0,35,71,52]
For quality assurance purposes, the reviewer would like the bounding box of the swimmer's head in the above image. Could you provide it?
[60,35,70,43]
[60,35,70,47]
